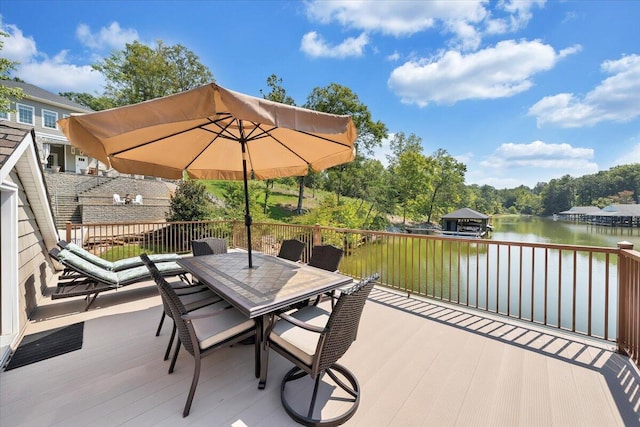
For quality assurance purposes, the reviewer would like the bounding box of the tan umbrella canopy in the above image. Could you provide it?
[58,83,357,267]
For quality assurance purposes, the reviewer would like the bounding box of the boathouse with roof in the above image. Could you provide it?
[441,207,491,237]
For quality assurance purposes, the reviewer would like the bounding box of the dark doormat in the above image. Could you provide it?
[4,322,84,371]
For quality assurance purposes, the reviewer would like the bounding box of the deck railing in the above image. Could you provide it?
[618,243,640,366]
[64,220,639,367]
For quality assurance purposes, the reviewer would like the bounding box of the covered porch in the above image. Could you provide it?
[1,275,637,426]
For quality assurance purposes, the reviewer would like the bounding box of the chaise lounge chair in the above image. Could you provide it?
[50,246,187,310]
[58,240,181,271]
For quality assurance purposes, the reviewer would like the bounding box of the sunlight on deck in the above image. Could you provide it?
[1,277,638,426]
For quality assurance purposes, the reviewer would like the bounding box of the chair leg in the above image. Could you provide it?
[164,323,177,361]
[183,357,201,417]
[156,311,166,336]
[169,338,181,374]
[308,372,322,418]
[254,332,260,379]
[280,364,360,426]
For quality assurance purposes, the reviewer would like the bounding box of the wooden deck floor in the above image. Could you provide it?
[2,278,639,426]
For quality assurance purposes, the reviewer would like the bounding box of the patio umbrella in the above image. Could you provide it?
[58,83,357,267]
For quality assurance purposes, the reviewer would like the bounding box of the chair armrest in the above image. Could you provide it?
[276,311,326,333]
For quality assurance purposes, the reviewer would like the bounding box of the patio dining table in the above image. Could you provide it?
[177,251,353,389]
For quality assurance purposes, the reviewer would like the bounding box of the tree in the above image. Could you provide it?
[387,132,423,166]
[304,83,387,202]
[259,74,295,105]
[58,92,115,111]
[610,190,635,204]
[304,83,387,156]
[0,31,24,113]
[420,149,467,223]
[93,40,213,106]
[514,186,542,215]
[217,181,265,222]
[390,151,430,224]
[540,175,576,216]
[465,184,502,215]
[166,180,213,221]
[259,75,302,212]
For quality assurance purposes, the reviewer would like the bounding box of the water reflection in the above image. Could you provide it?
[492,216,640,248]
[342,216,632,340]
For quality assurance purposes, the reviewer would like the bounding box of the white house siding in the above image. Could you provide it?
[10,170,55,323]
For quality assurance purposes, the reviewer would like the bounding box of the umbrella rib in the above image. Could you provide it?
[247,122,352,169]
[110,113,237,158]
[183,116,237,170]
[110,120,212,157]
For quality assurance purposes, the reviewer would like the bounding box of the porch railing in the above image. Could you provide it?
[618,243,639,366]
[64,220,639,367]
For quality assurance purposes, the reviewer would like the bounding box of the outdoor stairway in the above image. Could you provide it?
[44,172,177,228]
[51,194,81,228]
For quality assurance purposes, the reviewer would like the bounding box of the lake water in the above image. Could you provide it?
[486,216,637,338]
[345,215,636,340]
[491,215,640,248]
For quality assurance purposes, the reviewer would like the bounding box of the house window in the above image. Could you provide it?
[0,111,8,120]
[17,103,34,125]
[42,109,58,129]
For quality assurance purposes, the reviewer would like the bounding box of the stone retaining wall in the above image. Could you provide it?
[78,195,170,206]
[82,204,169,223]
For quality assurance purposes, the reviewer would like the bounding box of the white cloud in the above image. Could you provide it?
[76,22,138,50]
[19,56,102,93]
[470,140,598,188]
[388,39,580,106]
[528,54,640,127]
[300,31,368,58]
[613,134,640,166]
[386,51,401,62]
[1,19,114,93]
[1,21,37,63]
[306,1,485,36]
[619,144,640,164]
[454,151,474,165]
[485,0,546,35]
[305,0,545,52]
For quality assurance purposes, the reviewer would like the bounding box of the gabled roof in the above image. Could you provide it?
[558,206,602,215]
[0,124,31,170]
[600,204,640,216]
[0,123,59,249]
[2,80,92,113]
[442,207,489,220]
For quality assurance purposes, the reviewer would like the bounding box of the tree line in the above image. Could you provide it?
[2,37,638,228]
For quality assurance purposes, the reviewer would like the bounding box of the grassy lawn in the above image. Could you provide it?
[200,180,328,221]
[100,243,170,260]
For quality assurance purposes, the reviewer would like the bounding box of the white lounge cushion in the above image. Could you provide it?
[189,302,254,350]
[270,305,330,366]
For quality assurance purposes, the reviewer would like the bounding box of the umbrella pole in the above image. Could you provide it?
[241,140,253,268]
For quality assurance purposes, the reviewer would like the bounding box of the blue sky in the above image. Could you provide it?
[1,0,639,189]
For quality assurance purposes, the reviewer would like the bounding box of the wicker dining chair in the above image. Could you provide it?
[308,244,345,307]
[277,239,306,262]
[308,244,343,272]
[266,273,379,426]
[191,237,228,256]
[141,255,222,360]
[141,254,258,418]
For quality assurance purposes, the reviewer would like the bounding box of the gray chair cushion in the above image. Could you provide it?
[271,305,330,366]
[190,302,255,349]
